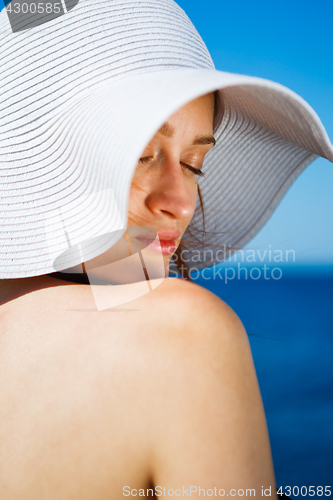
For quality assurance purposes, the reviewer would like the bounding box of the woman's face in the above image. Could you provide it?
[127,93,216,274]
[64,93,215,283]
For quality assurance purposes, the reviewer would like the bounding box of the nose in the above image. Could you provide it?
[145,156,196,221]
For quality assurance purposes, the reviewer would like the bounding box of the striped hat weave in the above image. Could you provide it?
[1,0,333,278]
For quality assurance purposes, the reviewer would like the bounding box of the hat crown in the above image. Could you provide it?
[1,0,215,97]
[0,0,217,278]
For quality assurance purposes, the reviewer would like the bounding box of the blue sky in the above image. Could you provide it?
[1,0,332,263]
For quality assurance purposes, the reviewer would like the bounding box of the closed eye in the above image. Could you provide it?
[139,156,155,164]
[180,162,205,178]
[139,157,205,178]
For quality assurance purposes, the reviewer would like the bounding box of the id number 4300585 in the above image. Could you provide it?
[277,486,331,497]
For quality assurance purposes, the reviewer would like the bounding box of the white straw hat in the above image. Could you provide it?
[1,0,333,279]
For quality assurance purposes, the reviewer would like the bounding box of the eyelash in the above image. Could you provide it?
[139,157,206,178]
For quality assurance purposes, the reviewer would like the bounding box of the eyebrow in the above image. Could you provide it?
[158,122,216,146]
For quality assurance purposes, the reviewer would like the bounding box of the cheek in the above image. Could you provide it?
[127,169,152,223]
[184,182,199,225]
[127,180,142,215]
[190,181,199,209]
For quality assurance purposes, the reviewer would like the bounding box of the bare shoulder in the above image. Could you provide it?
[128,276,252,391]
[138,278,253,401]
[146,276,252,381]
[140,279,276,494]
[147,276,247,346]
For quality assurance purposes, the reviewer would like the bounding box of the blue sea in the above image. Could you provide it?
[193,266,333,499]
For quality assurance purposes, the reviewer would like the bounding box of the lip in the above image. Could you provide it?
[134,234,179,255]
[156,229,181,241]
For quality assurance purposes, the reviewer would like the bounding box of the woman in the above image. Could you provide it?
[0,91,277,499]
[0,0,332,498]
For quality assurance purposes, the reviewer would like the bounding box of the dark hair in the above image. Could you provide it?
[173,184,205,282]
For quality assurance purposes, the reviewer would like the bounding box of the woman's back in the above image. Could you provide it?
[0,276,276,499]
[0,276,181,499]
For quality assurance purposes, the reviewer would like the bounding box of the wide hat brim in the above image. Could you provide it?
[1,1,333,279]
[1,67,333,279]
